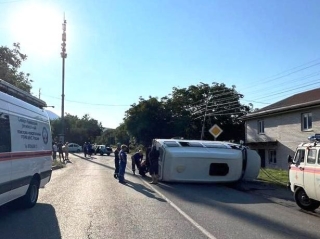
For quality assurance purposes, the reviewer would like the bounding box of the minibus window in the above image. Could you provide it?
[307,149,316,164]
[203,143,228,148]
[0,113,11,152]
[163,141,180,147]
[209,163,229,176]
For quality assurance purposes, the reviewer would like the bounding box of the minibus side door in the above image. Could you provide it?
[304,148,316,199]
[316,151,320,200]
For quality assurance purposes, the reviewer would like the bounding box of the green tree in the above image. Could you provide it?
[0,43,33,92]
[124,96,172,146]
[51,113,103,144]
[113,123,130,145]
[123,83,251,145]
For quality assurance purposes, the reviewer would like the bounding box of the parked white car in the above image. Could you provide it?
[68,143,82,153]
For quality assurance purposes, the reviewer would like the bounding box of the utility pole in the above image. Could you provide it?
[201,95,210,140]
[200,82,210,140]
[39,88,41,99]
[60,15,67,143]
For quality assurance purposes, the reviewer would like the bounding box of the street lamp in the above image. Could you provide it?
[60,16,67,143]
[200,82,210,140]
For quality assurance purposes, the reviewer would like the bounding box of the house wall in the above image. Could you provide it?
[245,108,320,169]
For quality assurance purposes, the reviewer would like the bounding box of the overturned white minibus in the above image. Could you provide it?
[153,139,261,183]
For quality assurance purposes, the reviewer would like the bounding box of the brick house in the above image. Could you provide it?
[240,88,320,169]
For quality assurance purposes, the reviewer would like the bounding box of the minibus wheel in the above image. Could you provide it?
[294,187,320,211]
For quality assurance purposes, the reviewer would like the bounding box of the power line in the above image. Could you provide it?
[42,94,131,107]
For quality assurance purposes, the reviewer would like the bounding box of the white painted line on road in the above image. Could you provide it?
[140,179,217,239]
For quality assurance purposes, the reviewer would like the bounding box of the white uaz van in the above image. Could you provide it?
[288,134,320,211]
[0,80,52,208]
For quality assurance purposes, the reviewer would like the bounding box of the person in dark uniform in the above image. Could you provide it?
[83,142,88,157]
[57,141,65,163]
[131,150,143,175]
[148,145,160,184]
[118,144,128,184]
[146,145,152,172]
[113,144,121,179]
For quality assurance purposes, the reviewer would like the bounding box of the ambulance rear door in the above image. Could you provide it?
[0,102,12,206]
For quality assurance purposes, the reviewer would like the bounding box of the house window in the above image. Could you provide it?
[302,113,312,131]
[258,120,264,134]
[268,150,276,164]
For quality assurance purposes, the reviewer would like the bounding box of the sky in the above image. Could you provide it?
[2,0,320,129]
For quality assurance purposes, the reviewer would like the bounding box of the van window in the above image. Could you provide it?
[0,113,11,152]
[163,141,180,147]
[307,149,316,164]
[294,149,305,163]
[178,141,203,147]
[203,143,228,148]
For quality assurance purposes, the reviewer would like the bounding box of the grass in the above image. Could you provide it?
[257,168,289,186]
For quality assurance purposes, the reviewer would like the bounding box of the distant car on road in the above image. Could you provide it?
[68,143,82,153]
[94,145,106,155]
[93,145,113,156]
[105,146,113,156]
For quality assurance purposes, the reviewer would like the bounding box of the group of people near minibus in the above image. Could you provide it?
[113,143,160,184]
[52,141,69,163]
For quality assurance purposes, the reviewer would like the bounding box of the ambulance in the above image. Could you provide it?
[0,80,52,208]
[288,134,320,211]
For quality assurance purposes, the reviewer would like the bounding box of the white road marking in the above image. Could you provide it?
[140,178,218,239]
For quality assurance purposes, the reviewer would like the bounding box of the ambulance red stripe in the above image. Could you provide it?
[0,151,52,162]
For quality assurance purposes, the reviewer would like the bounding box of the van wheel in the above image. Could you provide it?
[19,178,40,209]
[77,149,80,153]
[294,187,320,211]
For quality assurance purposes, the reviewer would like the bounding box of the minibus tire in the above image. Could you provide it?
[294,187,320,211]
[20,178,40,209]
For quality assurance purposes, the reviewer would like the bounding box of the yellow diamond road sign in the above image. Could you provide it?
[209,124,223,139]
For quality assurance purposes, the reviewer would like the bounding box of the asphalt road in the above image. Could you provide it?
[0,153,320,239]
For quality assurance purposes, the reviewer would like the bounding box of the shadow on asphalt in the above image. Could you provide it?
[123,180,167,202]
[0,203,61,239]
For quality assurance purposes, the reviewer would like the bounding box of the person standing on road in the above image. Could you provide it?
[64,142,69,162]
[52,142,57,161]
[148,145,160,184]
[113,144,121,179]
[145,145,151,172]
[118,144,128,184]
[88,142,93,158]
[57,141,65,163]
[131,150,143,175]
[83,142,88,157]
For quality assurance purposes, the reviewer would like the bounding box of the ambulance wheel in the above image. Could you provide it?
[19,178,40,209]
[294,187,320,211]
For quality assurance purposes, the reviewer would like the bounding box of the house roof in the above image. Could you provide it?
[241,88,320,120]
